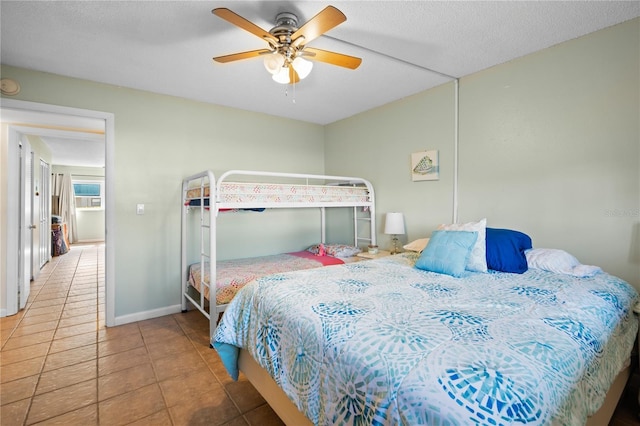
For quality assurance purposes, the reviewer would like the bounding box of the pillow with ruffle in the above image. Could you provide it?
[306,244,361,258]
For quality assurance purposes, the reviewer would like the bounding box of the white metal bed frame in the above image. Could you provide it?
[180,170,376,338]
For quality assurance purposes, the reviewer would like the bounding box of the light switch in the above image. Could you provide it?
[136,204,145,215]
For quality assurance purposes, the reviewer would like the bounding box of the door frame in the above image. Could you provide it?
[1,99,115,326]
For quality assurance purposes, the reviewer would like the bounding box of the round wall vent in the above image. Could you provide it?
[1,78,21,96]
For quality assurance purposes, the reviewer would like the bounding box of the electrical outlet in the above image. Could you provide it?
[136,204,144,215]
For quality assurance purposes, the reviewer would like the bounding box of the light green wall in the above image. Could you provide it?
[26,135,53,167]
[325,18,639,289]
[52,165,105,242]
[75,209,104,241]
[0,66,325,318]
[458,18,639,288]
[325,82,456,248]
[53,165,105,176]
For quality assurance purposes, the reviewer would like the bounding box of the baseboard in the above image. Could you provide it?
[113,304,182,326]
[72,239,105,245]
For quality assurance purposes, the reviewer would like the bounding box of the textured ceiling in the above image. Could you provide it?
[2,1,639,125]
[1,1,638,165]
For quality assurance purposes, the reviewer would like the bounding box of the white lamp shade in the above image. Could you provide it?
[384,212,405,235]
[292,57,313,79]
[272,66,290,84]
[263,53,285,75]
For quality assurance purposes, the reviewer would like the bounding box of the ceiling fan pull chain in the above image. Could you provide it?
[292,81,296,104]
[283,83,296,104]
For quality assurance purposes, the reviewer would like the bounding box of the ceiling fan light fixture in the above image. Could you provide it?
[263,52,285,75]
[272,66,290,84]
[292,57,313,79]
[212,6,360,85]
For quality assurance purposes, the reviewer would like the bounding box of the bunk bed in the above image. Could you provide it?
[213,250,639,426]
[181,170,376,338]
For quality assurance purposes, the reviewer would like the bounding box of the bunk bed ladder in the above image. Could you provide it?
[353,207,375,247]
[181,171,217,340]
[354,206,375,248]
[351,180,376,248]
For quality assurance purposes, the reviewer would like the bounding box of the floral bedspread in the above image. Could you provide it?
[213,253,638,425]
[189,252,342,305]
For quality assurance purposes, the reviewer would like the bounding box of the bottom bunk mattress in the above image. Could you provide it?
[213,253,639,426]
[188,251,346,306]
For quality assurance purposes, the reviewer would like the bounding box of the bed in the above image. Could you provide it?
[187,250,355,305]
[181,170,376,338]
[213,234,639,425]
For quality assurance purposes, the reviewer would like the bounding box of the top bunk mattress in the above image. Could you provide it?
[185,182,371,205]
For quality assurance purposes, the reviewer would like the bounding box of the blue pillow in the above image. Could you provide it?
[415,230,478,277]
[485,228,532,273]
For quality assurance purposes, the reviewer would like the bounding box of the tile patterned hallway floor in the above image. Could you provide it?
[0,244,283,425]
[0,243,638,425]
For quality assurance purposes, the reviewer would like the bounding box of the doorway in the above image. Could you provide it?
[1,99,115,326]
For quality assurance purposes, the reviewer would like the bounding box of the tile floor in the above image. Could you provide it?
[0,243,283,425]
[0,243,638,425]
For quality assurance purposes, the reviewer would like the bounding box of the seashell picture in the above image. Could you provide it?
[411,150,439,181]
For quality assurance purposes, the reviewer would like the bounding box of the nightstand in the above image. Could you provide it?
[356,250,392,260]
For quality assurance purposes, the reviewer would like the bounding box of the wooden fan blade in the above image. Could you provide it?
[291,6,346,46]
[303,47,362,70]
[213,49,271,63]
[212,8,278,44]
[289,66,300,84]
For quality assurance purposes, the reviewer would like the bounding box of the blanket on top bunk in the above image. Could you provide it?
[185,182,370,205]
[188,251,345,306]
[213,253,638,426]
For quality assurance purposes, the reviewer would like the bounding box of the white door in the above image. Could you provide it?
[39,160,51,268]
[18,136,33,309]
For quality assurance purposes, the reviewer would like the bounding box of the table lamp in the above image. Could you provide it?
[384,212,405,255]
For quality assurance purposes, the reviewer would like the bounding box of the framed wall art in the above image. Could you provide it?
[411,150,439,181]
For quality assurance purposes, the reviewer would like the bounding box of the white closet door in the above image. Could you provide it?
[39,160,51,268]
[19,137,33,309]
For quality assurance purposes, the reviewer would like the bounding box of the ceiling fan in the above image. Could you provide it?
[212,6,362,85]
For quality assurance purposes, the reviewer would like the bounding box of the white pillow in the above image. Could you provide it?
[525,248,579,274]
[437,218,487,273]
[403,238,430,253]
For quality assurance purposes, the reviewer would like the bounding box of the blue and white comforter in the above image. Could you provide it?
[213,253,638,425]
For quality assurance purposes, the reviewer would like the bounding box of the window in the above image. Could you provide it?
[73,180,104,209]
